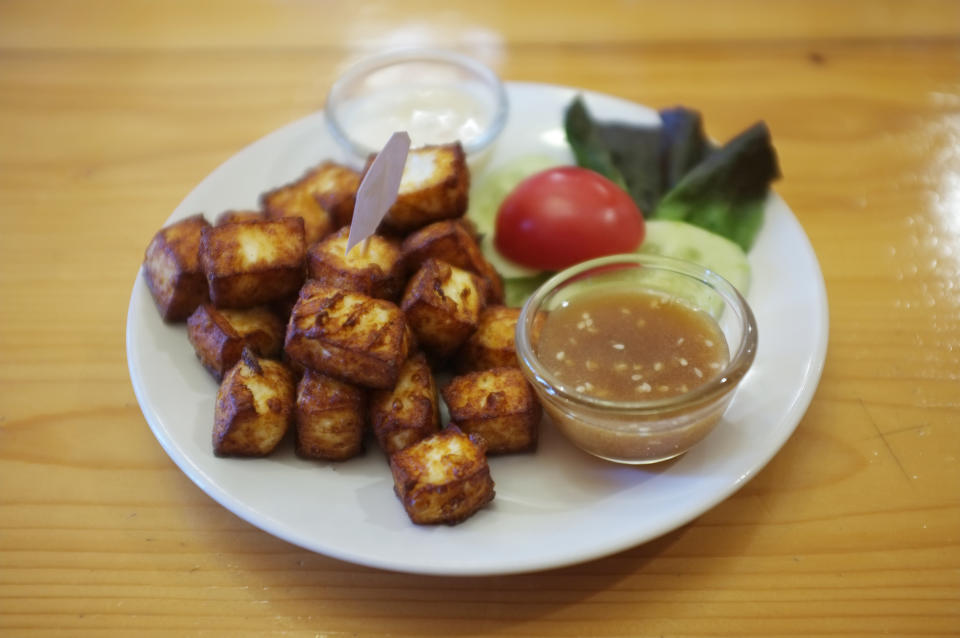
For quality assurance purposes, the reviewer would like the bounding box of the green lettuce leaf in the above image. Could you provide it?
[564,96,626,185]
[652,121,780,252]
[564,95,781,253]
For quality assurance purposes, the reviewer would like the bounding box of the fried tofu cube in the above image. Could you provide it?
[389,426,495,525]
[215,209,264,225]
[187,304,285,380]
[304,161,362,229]
[401,259,487,360]
[400,220,504,304]
[456,305,521,373]
[369,353,440,455]
[199,218,306,309]
[295,369,366,461]
[142,214,210,322]
[262,167,341,246]
[370,143,469,234]
[213,349,295,456]
[307,227,404,301]
[284,282,414,389]
[441,367,541,455]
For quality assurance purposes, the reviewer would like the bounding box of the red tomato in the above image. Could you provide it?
[494,166,645,271]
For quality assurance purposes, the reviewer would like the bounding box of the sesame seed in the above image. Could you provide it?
[693,367,704,378]
[678,357,688,366]
[658,385,669,392]
[575,384,586,393]
[556,351,565,360]
[585,360,599,371]
[653,362,664,371]
[614,362,628,371]
[704,338,714,347]
[676,337,685,345]
[709,362,721,369]
[612,343,625,350]
[631,374,643,381]
[620,307,631,315]
[576,321,586,330]
[679,384,688,393]
[636,382,652,393]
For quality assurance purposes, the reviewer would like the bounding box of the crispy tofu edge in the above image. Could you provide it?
[294,369,367,461]
[388,426,495,525]
[213,349,296,457]
[441,367,542,454]
[284,283,413,389]
[369,352,440,455]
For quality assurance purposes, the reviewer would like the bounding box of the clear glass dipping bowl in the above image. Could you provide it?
[324,48,509,166]
[515,253,758,465]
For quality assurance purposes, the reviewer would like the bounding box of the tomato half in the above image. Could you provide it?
[493,166,645,271]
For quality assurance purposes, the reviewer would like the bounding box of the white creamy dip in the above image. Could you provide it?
[334,83,495,154]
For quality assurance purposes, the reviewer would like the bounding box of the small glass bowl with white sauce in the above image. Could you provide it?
[515,253,758,465]
[324,48,509,166]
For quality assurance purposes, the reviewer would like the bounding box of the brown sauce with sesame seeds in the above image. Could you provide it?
[536,289,729,401]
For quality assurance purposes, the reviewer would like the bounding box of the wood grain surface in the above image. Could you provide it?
[1,1,958,636]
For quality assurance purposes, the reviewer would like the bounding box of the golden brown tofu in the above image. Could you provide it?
[400,220,504,304]
[456,305,521,373]
[369,143,469,234]
[261,179,329,248]
[400,258,487,360]
[295,369,366,461]
[199,218,306,309]
[215,209,264,225]
[369,353,440,455]
[142,214,210,322]
[284,282,414,389]
[187,304,285,380]
[307,227,404,301]
[304,161,362,229]
[213,349,295,457]
[389,426,495,525]
[441,367,541,455]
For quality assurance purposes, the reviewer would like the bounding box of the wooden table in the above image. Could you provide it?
[2,1,958,635]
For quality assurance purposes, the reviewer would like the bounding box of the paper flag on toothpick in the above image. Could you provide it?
[345,131,411,255]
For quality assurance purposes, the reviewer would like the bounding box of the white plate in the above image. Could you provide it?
[126,82,828,576]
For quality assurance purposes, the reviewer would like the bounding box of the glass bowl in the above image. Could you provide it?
[324,48,509,165]
[515,253,758,465]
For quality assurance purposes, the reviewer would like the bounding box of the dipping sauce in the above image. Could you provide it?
[335,84,495,154]
[516,253,757,465]
[536,289,729,401]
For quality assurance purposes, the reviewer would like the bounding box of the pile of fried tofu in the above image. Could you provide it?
[142,143,542,526]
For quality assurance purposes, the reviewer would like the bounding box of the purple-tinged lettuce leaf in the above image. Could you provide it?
[652,122,780,252]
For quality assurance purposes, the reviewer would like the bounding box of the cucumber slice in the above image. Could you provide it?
[638,219,751,295]
[466,154,559,235]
